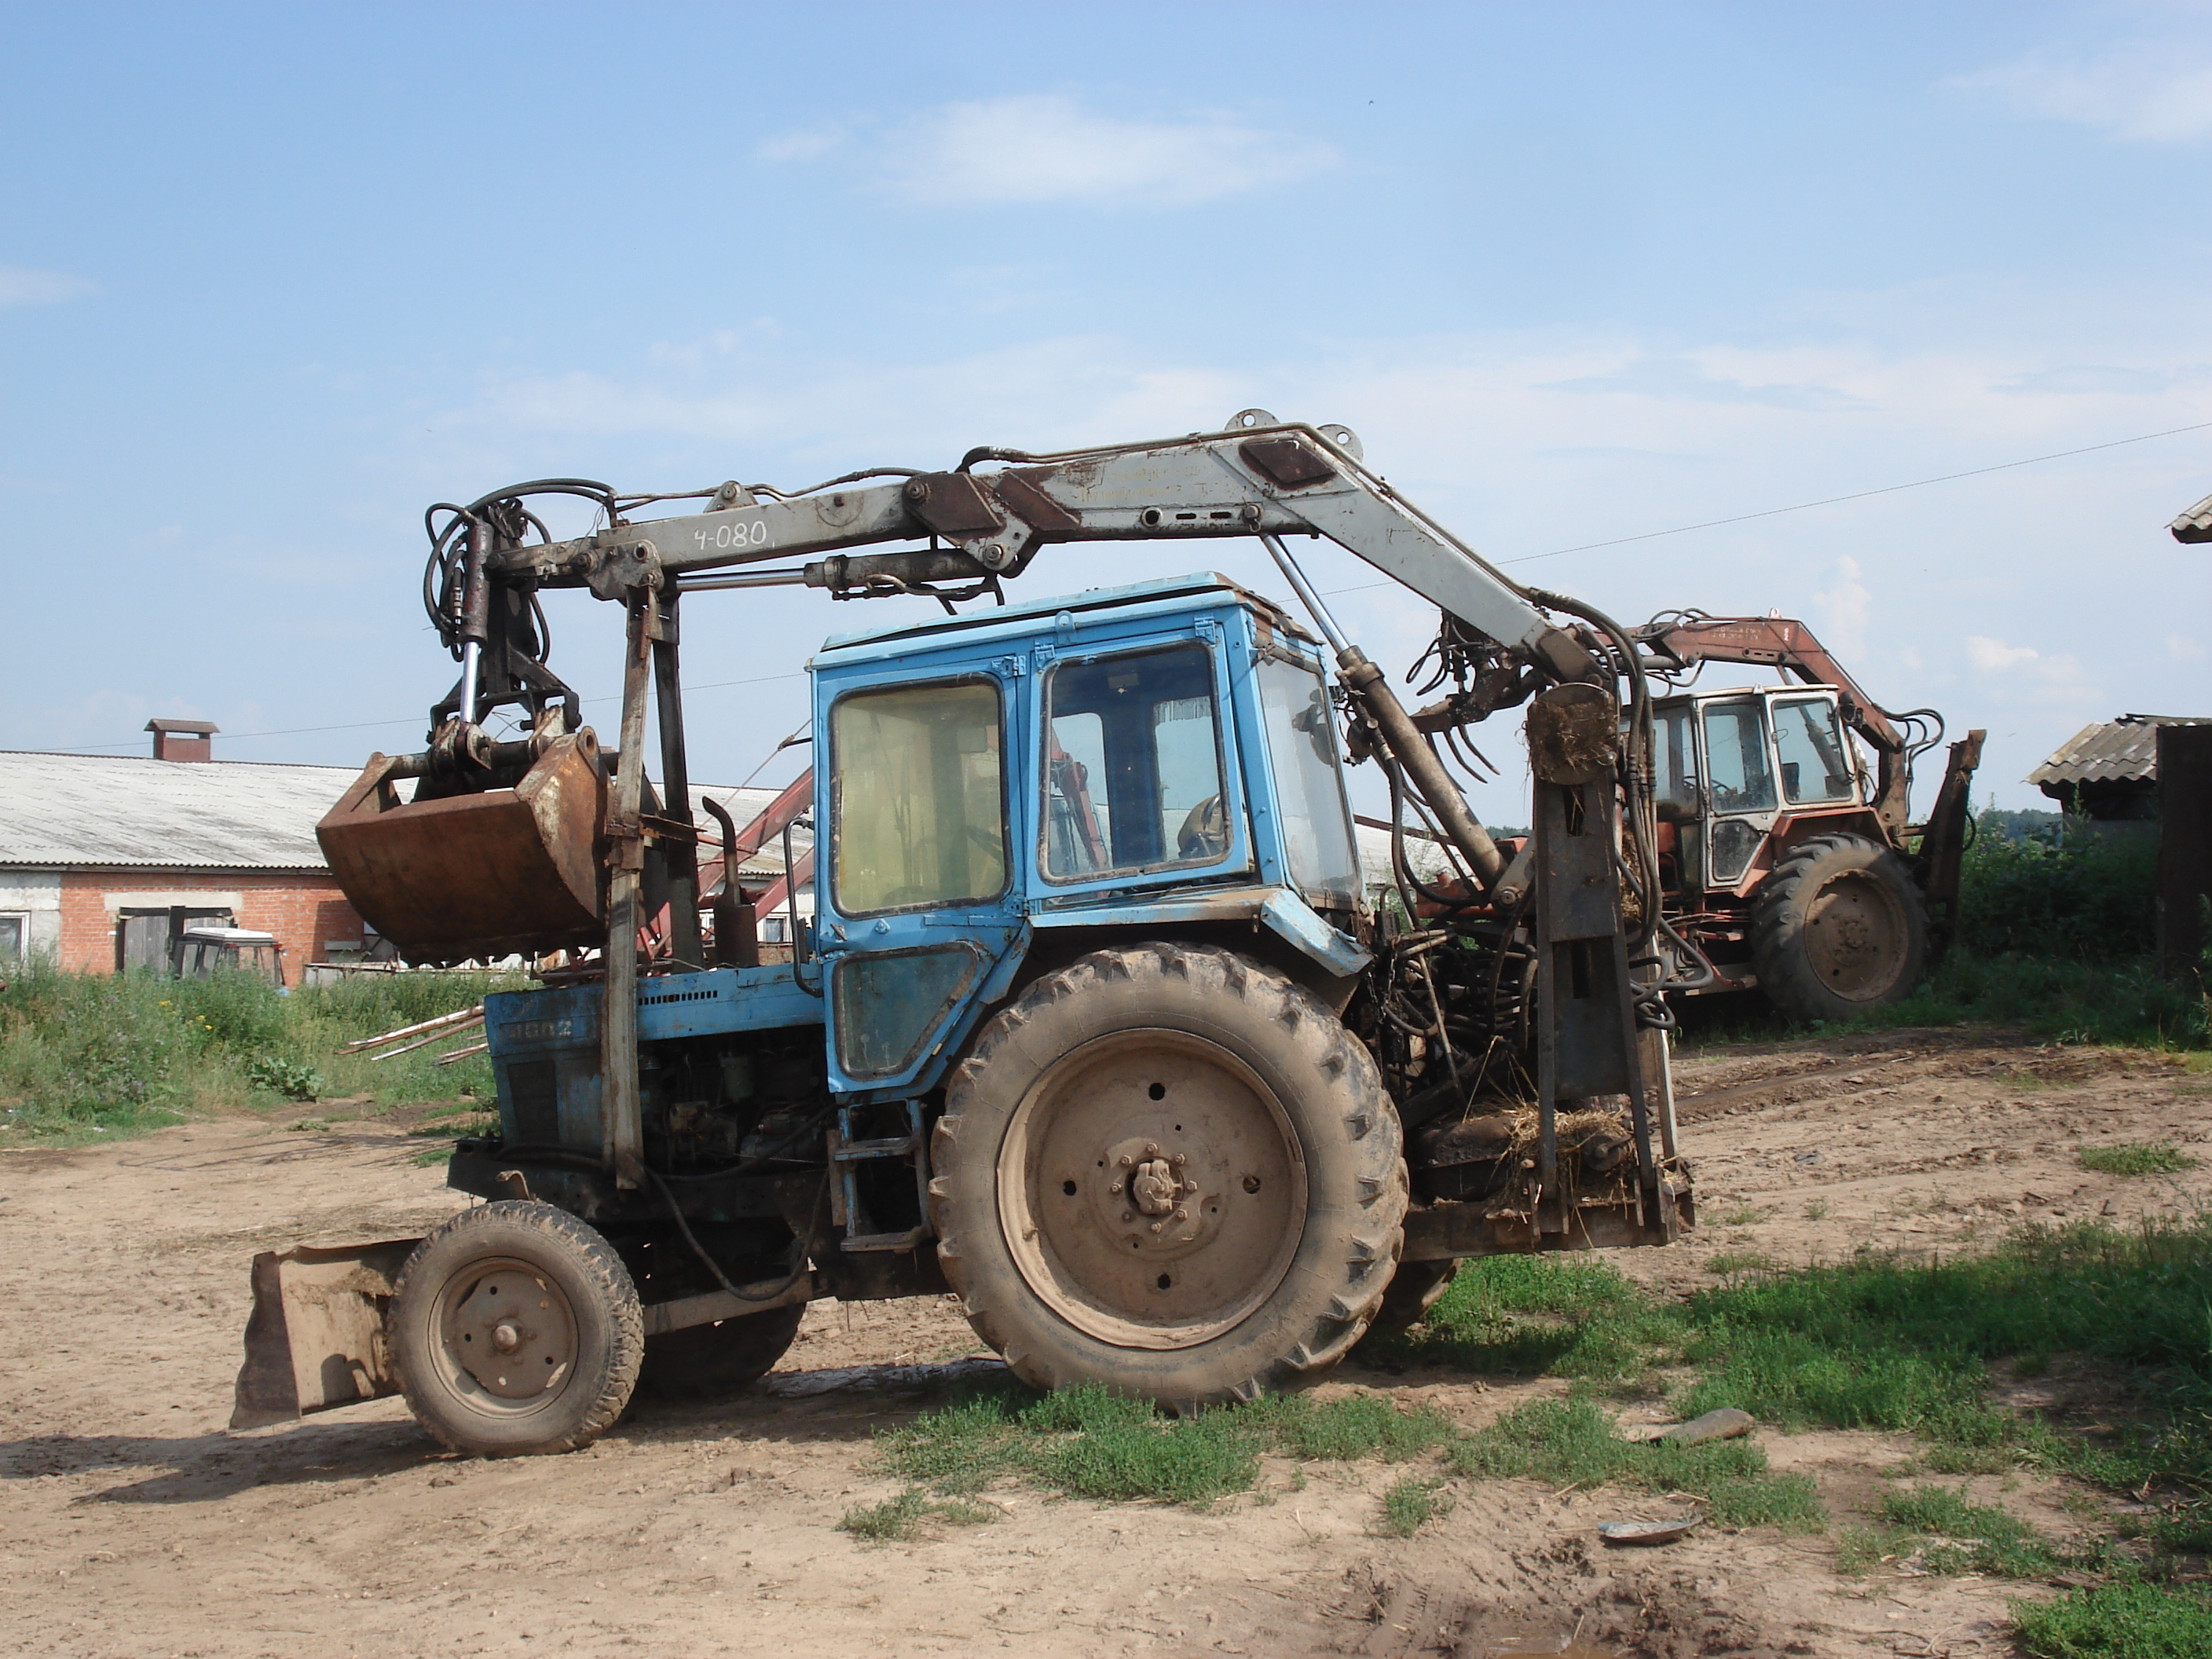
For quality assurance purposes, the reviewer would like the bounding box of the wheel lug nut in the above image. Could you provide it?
[1119,1155,1133,1167]
[1171,1152,1185,1166]
[1149,1221,1164,1235]
[1172,1209,1187,1222]
[1122,1210,1135,1222]
[1144,1142,1159,1156]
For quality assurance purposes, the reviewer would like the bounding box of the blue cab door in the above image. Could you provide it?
[811,663,1027,1099]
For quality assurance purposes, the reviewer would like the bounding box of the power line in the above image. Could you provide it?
[1320,414,2212,595]
[57,413,2212,750]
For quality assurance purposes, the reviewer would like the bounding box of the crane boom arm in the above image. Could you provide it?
[485,421,1598,683]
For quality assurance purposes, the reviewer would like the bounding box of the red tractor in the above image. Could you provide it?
[1635,614,1983,1023]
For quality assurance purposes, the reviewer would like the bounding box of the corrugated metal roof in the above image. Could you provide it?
[0,753,813,875]
[2027,715,2212,789]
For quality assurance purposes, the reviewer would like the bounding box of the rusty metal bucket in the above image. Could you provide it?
[317,731,608,962]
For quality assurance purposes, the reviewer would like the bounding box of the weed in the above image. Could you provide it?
[245,1054,324,1101]
[1716,1204,1763,1227]
[410,1146,452,1167]
[2012,1582,2212,1657]
[2078,1143,2200,1176]
[1379,1475,1451,1537]
[1705,1252,1780,1276]
[840,1489,928,1543]
[877,1382,1468,1511]
[1448,1396,1823,1531]
[1864,1485,2094,1578]
[1804,1200,1830,1221]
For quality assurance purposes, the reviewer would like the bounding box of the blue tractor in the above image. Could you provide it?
[235,416,1693,1456]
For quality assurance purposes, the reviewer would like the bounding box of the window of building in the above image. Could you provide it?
[0,914,24,962]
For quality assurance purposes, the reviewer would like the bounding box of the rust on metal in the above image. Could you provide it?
[1237,436,1337,489]
[903,472,1005,540]
[317,731,607,961]
[230,1239,419,1428]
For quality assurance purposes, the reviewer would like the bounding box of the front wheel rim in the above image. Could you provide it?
[428,1254,580,1419]
[995,1028,1307,1351]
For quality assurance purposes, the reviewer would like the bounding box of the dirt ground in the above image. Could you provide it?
[2,1025,2207,1659]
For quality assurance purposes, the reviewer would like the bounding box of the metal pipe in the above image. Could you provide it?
[456,642,482,727]
[675,568,812,591]
[602,590,654,1192]
[1336,650,1507,889]
[1257,533,1351,654]
[650,591,705,972]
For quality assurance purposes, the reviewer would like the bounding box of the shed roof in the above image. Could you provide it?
[2027,715,2212,790]
[0,751,807,875]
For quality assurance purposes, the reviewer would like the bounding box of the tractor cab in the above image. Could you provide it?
[1650,685,1872,895]
[806,572,1367,1103]
[172,925,287,987]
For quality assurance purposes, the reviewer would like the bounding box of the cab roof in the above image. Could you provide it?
[813,571,1314,663]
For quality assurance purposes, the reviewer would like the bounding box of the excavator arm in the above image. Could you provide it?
[485,419,1599,685]
[1635,613,1921,837]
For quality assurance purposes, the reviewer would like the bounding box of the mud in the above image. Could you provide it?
[2,1026,2205,1657]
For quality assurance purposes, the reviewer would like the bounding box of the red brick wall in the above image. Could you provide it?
[57,871,365,985]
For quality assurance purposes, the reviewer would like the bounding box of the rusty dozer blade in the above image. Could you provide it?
[317,730,607,961]
[230,1239,420,1430]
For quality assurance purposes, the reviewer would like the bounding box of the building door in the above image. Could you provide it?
[115,907,233,973]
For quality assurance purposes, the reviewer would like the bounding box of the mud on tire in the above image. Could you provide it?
[389,1200,643,1457]
[1751,832,1929,1024]
[928,943,1407,1410]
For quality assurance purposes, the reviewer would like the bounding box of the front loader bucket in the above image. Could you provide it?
[317,731,607,962]
[230,1239,420,1430]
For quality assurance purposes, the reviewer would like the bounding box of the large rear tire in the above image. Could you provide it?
[928,943,1406,1411]
[388,1200,643,1456]
[1752,832,1929,1024]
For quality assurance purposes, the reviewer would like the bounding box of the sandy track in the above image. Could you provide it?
[2,1027,2204,1657]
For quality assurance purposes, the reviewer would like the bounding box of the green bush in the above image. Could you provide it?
[1953,819,2155,962]
[0,961,505,1139]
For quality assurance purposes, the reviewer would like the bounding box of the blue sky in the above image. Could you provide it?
[3,2,2209,812]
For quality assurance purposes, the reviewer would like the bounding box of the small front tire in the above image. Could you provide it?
[389,1200,643,1456]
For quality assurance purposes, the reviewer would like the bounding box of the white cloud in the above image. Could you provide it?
[0,265,93,308]
[1967,634,2042,672]
[1813,555,1872,659]
[1950,43,2212,142]
[757,95,1339,207]
[753,124,845,163]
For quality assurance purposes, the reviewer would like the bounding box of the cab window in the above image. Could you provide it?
[830,679,1006,914]
[1700,699,1776,814]
[1043,643,1229,881]
[1773,697,1855,804]
[1255,656,1359,907]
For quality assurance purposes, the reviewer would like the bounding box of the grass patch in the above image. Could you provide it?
[1705,1251,1780,1276]
[410,1146,454,1167]
[1379,1474,1452,1537]
[1448,1396,1823,1531]
[877,1382,1461,1510]
[1368,1253,1680,1384]
[0,960,509,1141]
[836,1489,993,1544]
[2013,1583,2212,1658]
[2078,1143,2200,1176]
[1838,1485,2102,1579]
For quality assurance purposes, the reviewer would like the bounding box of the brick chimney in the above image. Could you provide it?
[147,718,218,761]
